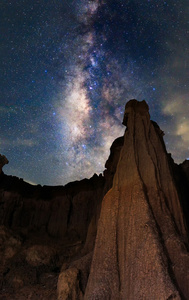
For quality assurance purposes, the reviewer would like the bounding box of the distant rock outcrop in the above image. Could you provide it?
[85,100,189,299]
[0,154,8,175]
[0,100,189,299]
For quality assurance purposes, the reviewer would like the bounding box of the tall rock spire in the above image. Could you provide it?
[85,100,189,299]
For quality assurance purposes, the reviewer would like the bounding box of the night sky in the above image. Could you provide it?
[1,0,189,186]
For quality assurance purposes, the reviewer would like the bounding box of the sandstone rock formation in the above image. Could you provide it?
[85,100,189,299]
[0,99,189,299]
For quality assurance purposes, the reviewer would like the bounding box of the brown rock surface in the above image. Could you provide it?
[0,174,106,242]
[57,268,83,300]
[85,100,189,299]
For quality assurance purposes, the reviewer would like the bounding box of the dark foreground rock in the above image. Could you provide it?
[0,175,104,299]
[0,99,189,299]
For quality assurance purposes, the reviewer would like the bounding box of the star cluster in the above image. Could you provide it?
[0,0,189,185]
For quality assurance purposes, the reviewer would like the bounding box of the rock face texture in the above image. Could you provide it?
[0,175,105,299]
[0,99,189,299]
[0,174,104,241]
[85,100,189,299]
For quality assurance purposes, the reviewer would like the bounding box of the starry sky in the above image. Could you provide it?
[0,0,189,186]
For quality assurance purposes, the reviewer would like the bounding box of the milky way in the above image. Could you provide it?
[0,0,189,185]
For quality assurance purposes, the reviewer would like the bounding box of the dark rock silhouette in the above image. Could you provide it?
[0,99,189,299]
[0,154,8,175]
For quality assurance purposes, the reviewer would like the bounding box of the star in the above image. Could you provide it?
[0,0,188,185]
